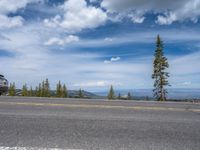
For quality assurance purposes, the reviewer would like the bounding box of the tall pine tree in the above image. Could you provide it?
[8,82,16,96]
[127,92,132,100]
[29,86,33,97]
[38,83,42,97]
[45,78,50,97]
[35,86,39,97]
[107,85,115,100]
[152,35,170,101]
[41,81,45,97]
[78,88,84,98]
[117,93,121,100]
[21,84,28,96]
[56,81,62,97]
[61,84,68,98]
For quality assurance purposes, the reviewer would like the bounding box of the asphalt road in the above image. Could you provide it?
[0,96,199,150]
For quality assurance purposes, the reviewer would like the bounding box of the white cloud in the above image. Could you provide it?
[0,0,43,29]
[101,0,186,12]
[44,37,64,46]
[104,37,113,42]
[105,9,146,23]
[44,35,79,46]
[65,35,79,44]
[130,14,145,24]
[101,0,200,25]
[44,15,61,28]
[44,0,107,33]
[104,56,121,64]
[0,0,43,14]
[156,12,177,25]
[111,57,120,61]
[104,60,111,64]
[127,10,146,23]
[156,0,200,25]
[0,15,24,29]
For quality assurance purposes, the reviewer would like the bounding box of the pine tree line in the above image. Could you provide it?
[56,81,68,98]
[8,79,68,98]
[34,79,51,97]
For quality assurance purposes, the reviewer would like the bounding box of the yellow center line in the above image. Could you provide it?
[0,101,199,112]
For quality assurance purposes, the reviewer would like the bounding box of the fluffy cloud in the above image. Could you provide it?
[65,35,80,44]
[0,0,43,14]
[44,35,79,46]
[0,0,43,29]
[128,11,146,23]
[0,15,24,28]
[104,57,121,64]
[156,0,200,25]
[101,0,187,12]
[156,12,177,25]
[44,37,64,46]
[111,57,120,62]
[44,0,107,33]
[101,0,200,24]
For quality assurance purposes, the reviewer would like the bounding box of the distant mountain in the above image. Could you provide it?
[67,90,103,99]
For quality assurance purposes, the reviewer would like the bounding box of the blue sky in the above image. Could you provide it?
[0,0,200,91]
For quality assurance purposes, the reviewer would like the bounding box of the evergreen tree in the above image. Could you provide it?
[29,86,33,97]
[145,96,149,101]
[127,92,132,100]
[35,86,39,97]
[38,83,42,97]
[117,93,121,100]
[35,79,51,97]
[8,82,16,96]
[21,84,28,96]
[56,81,62,97]
[78,88,84,98]
[152,35,170,101]
[44,78,50,97]
[41,80,45,97]
[107,85,115,100]
[61,84,68,98]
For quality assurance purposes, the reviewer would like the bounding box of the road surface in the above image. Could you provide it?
[0,96,199,150]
